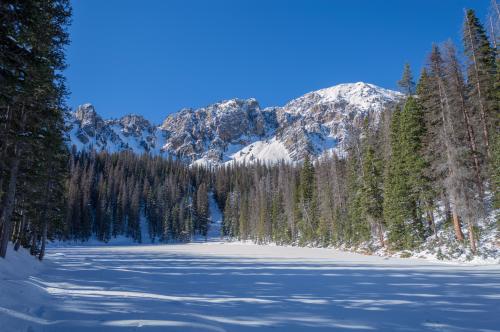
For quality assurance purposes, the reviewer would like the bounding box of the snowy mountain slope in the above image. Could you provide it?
[67,82,402,164]
[160,98,275,165]
[226,138,292,165]
[67,104,164,154]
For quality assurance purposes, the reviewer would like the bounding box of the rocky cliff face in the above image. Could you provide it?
[68,103,159,154]
[159,98,276,164]
[68,82,402,165]
[272,82,401,160]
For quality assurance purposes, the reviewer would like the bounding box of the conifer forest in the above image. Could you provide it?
[2,1,499,259]
[0,2,499,331]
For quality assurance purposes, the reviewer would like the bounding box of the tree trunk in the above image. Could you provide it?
[0,106,13,205]
[377,221,385,247]
[450,54,484,197]
[0,106,26,258]
[435,71,466,242]
[14,211,27,251]
[39,219,47,261]
[30,231,37,256]
[452,210,465,241]
[442,192,452,223]
[426,205,437,237]
[467,219,477,254]
[0,156,21,258]
[490,16,498,50]
[464,190,478,254]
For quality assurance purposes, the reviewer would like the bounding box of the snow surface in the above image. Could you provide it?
[0,245,49,332]
[226,138,292,165]
[304,82,401,113]
[1,241,500,332]
[207,192,223,239]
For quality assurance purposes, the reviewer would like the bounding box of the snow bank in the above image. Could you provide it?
[0,244,43,279]
[372,209,500,265]
[0,244,49,332]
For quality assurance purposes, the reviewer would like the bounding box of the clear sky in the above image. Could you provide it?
[66,0,491,123]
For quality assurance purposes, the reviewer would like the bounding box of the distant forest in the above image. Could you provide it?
[0,0,498,260]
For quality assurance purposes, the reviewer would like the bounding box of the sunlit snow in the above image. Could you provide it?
[1,242,499,332]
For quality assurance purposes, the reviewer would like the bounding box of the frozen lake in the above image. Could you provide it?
[1,242,500,331]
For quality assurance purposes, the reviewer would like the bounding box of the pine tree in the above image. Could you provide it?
[239,193,249,241]
[222,194,234,237]
[416,69,439,236]
[400,96,427,245]
[423,45,482,252]
[196,182,209,237]
[463,9,497,159]
[0,0,71,258]
[398,63,416,95]
[444,42,485,199]
[360,134,384,246]
[271,190,290,244]
[298,155,316,243]
[383,106,407,249]
[346,150,368,245]
[383,94,427,250]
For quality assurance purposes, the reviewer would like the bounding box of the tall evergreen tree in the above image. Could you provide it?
[360,133,385,246]
[398,63,416,95]
[444,42,485,198]
[463,9,497,159]
[423,45,482,253]
[383,98,426,250]
[0,0,71,258]
[346,149,368,245]
[298,155,317,243]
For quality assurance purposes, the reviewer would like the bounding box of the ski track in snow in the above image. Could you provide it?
[1,242,500,332]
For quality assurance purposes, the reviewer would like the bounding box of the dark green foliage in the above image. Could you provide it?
[383,97,427,250]
[0,0,71,259]
[1,2,497,260]
[64,151,212,242]
[463,9,497,160]
[360,134,384,245]
[346,151,369,245]
[298,155,318,243]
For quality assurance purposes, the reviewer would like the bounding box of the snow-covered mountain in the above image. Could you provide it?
[67,82,402,165]
[67,104,161,154]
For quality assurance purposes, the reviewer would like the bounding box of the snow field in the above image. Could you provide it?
[1,242,499,332]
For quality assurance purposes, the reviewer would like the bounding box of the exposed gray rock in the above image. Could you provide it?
[67,82,402,165]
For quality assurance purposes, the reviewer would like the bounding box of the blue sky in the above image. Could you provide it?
[67,0,490,123]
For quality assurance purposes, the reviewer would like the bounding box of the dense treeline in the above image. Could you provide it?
[65,150,211,243]
[0,2,498,260]
[216,8,499,254]
[0,0,71,259]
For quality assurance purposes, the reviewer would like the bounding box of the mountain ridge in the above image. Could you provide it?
[67,82,402,165]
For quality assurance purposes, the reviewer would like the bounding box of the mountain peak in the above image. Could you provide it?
[300,82,402,112]
[68,82,401,165]
[75,103,96,119]
[75,103,103,129]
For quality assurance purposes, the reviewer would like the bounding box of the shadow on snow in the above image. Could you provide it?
[2,246,500,332]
